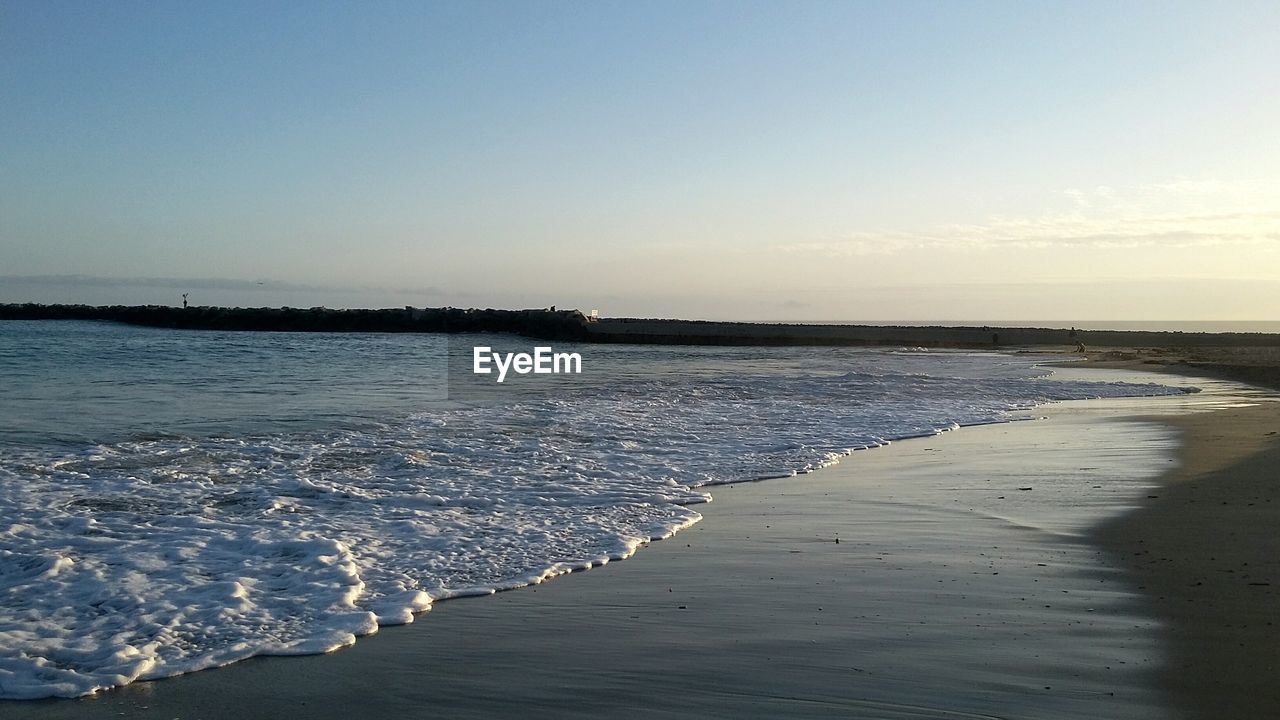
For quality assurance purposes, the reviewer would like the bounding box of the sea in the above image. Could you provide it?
[0,320,1193,699]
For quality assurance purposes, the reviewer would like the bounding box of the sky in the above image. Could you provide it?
[2,0,1278,321]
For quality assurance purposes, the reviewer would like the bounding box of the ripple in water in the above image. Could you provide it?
[0,323,1192,698]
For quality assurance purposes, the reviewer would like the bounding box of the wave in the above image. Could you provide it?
[0,360,1191,699]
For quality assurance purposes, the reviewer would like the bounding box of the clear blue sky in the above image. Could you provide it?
[3,1,1278,319]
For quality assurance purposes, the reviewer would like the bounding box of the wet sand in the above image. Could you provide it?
[1095,400,1280,719]
[11,372,1255,719]
[1077,347,1280,392]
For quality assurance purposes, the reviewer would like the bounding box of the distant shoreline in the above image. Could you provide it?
[5,302,1280,350]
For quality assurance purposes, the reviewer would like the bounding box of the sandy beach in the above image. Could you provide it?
[1095,401,1280,719]
[5,365,1272,719]
[7,1,1278,715]
[1079,347,1280,393]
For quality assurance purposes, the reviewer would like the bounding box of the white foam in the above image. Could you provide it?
[0,354,1190,698]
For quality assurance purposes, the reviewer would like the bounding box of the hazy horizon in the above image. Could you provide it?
[2,273,1276,335]
[4,2,1278,321]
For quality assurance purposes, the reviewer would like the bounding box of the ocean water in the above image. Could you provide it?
[0,321,1193,700]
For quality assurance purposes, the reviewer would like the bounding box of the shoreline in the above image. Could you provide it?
[1069,352,1280,393]
[6,367,1261,718]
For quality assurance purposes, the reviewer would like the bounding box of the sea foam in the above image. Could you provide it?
[0,352,1191,699]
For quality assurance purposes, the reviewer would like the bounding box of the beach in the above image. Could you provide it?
[8,1,1278,715]
[1096,401,1280,718]
[5,364,1271,719]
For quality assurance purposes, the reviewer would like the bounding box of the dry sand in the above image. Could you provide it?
[4,368,1275,719]
[1079,346,1280,392]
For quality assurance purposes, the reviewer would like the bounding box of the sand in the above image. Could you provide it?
[1078,347,1280,392]
[1095,401,1280,719]
[4,368,1275,719]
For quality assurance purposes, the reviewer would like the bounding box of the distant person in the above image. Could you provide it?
[182,293,189,309]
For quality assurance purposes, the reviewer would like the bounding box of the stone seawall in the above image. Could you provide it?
[5,304,1278,352]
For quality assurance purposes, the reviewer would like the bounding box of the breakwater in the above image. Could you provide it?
[583,317,1280,349]
[3,303,1278,350]
[0,304,592,340]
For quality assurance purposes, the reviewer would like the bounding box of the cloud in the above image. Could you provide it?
[777,179,1280,256]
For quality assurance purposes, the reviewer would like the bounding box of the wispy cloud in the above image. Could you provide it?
[778,179,1280,256]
